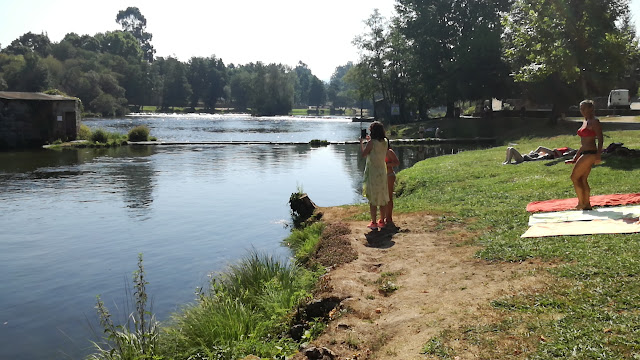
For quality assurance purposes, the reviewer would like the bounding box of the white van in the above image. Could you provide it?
[608,89,630,109]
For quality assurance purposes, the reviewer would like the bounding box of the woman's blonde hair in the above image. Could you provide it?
[580,99,595,109]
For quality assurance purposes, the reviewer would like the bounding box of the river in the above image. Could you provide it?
[0,114,474,359]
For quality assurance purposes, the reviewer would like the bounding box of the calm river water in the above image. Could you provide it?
[0,114,472,359]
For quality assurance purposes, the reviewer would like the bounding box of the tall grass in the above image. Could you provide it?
[158,251,318,359]
[393,129,640,358]
[84,127,127,146]
[284,222,325,264]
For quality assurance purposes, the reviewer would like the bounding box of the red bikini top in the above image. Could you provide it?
[577,126,596,137]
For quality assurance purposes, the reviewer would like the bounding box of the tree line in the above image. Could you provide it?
[1,2,638,120]
[353,0,639,122]
[0,7,361,117]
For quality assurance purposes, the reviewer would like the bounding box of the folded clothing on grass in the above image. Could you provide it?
[528,205,640,226]
[521,218,640,238]
[526,193,640,213]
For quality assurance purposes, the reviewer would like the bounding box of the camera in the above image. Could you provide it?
[360,128,367,139]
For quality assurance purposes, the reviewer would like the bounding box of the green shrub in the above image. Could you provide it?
[77,124,92,140]
[309,139,329,146]
[128,125,150,142]
[90,128,109,143]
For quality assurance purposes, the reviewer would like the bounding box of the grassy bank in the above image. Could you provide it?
[390,129,640,357]
[89,220,340,359]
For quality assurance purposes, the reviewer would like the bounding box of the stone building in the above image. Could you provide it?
[0,91,81,149]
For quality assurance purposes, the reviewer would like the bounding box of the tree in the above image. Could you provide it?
[116,7,155,62]
[187,56,227,110]
[3,52,50,91]
[187,57,208,108]
[98,31,143,60]
[2,32,52,57]
[328,62,356,108]
[122,61,154,109]
[203,56,227,110]
[293,62,313,106]
[344,62,377,117]
[248,62,294,116]
[353,10,415,123]
[504,0,638,110]
[308,76,326,107]
[154,57,192,109]
[397,0,511,117]
[229,67,252,111]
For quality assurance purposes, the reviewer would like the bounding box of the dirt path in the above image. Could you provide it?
[297,206,553,360]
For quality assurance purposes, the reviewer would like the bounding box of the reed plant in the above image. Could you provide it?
[88,254,159,360]
[393,129,640,358]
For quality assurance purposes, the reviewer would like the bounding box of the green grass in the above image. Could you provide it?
[284,222,325,264]
[421,335,453,358]
[375,271,402,296]
[393,129,640,358]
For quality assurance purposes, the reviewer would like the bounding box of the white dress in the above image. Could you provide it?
[363,138,389,206]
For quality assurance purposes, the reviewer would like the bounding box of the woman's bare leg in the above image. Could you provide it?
[386,175,395,224]
[379,205,386,224]
[571,155,595,209]
[370,204,377,223]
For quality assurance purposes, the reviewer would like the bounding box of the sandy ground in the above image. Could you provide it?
[296,206,555,360]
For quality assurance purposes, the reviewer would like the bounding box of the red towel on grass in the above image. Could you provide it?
[526,193,640,213]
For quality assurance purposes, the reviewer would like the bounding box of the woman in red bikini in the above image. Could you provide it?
[565,100,603,210]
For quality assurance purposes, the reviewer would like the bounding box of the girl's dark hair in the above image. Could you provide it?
[369,121,386,141]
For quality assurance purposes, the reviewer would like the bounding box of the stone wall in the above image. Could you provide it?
[0,98,79,149]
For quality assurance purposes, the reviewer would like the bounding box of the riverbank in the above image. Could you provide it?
[299,129,640,358]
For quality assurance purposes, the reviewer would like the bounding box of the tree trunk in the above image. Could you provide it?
[446,101,456,118]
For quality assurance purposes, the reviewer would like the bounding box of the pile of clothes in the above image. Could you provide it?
[603,142,640,157]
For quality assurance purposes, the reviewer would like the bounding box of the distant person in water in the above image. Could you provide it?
[503,146,575,164]
[384,141,400,228]
[565,100,603,210]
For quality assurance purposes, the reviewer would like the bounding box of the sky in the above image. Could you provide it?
[1,0,640,81]
[0,0,396,81]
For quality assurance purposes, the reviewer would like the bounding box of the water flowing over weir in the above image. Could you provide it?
[0,114,488,360]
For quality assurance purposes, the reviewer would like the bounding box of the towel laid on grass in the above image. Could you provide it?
[528,205,640,226]
[521,218,640,238]
[526,193,640,213]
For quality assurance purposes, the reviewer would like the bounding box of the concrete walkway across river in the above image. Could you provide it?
[127,137,497,146]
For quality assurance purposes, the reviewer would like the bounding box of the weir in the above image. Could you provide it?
[127,137,496,146]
